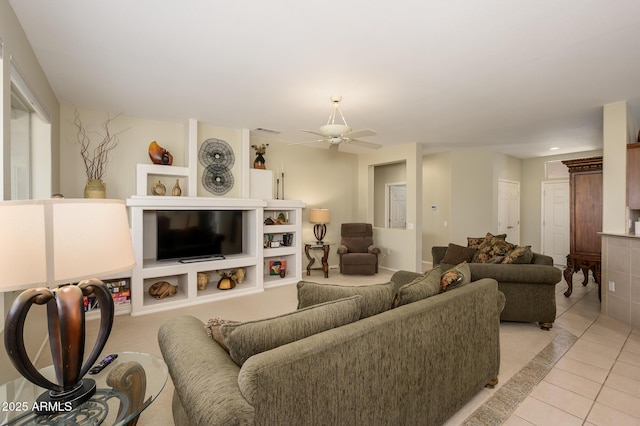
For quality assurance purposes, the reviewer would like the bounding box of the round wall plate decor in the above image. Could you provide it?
[199,138,235,168]
[202,164,234,195]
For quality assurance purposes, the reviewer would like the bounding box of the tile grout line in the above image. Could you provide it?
[582,327,637,423]
[462,326,579,425]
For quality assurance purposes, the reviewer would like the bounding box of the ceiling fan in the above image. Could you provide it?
[292,96,381,151]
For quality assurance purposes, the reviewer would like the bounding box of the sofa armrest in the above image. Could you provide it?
[390,270,423,287]
[432,246,448,266]
[531,252,554,265]
[368,245,381,255]
[158,315,254,425]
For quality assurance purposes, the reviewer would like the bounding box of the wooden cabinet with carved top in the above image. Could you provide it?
[561,156,602,299]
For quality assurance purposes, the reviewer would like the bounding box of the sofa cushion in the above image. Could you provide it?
[441,243,476,264]
[502,245,533,264]
[220,296,362,366]
[439,262,472,291]
[393,266,442,307]
[297,280,394,318]
[467,233,506,249]
[472,234,514,263]
[205,317,241,353]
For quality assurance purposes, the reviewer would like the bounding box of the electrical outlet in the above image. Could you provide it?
[386,248,391,255]
[609,281,615,292]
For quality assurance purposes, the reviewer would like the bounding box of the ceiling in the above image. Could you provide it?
[9,0,640,158]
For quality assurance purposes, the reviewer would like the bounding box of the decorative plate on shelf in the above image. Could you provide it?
[199,138,235,168]
[202,164,234,195]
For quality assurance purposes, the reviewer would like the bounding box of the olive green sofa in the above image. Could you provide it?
[432,246,561,330]
[158,273,504,426]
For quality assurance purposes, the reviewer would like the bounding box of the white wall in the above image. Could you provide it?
[602,101,630,233]
[421,150,521,260]
[359,143,422,272]
[0,1,60,383]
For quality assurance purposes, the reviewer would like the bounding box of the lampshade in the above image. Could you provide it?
[1,198,135,414]
[0,198,135,291]
[310,208,330,224]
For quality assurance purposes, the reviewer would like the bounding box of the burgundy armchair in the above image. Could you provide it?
[337,223,380,275]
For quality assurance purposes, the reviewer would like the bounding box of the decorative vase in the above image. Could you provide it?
[197,272,210,290]
[217,276,236,290]
[151,181,166,196]
[253,153,266,169]
[172,179,182,196]
[84,179,106,198]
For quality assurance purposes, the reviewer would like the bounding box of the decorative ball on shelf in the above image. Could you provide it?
[148,281,178,299]
[217,271,237,290]
[148,141,174,165]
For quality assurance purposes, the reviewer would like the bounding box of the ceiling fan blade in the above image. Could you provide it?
[300,129,327,137]
[342,129,376,139]
[348,139,382,149]
[288,138,326,146]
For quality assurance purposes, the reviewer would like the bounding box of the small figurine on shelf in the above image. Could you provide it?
[217,271,237,290]
[231,267,246,284]
[251,143,269,169]
[197,272,210,290]
[148,141,173,165]
[171,179,182,196]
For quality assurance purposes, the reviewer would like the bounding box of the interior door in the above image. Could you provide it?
[498,179,520,244]
[388,184,406,229]
[542,181,570,265]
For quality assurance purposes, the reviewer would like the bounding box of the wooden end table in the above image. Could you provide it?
[304,242,333,278]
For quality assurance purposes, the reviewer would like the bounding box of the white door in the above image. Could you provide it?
[542,181,570,265]
[387,183,406,229]
[498,179,520,244]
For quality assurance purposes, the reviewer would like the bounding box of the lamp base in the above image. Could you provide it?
[34,378,96,415]
[313,223,327,244]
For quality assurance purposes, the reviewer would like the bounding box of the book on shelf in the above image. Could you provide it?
[82,278,131,311]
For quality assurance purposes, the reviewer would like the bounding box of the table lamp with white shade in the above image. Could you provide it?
[0,198,135,414]
[309,208,330,244]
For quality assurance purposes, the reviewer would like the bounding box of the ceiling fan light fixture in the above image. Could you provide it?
[319,123,351,137]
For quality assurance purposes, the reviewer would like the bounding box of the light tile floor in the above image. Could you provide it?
[467,273,640,426]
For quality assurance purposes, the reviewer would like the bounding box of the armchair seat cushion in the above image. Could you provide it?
[341,252,378,266]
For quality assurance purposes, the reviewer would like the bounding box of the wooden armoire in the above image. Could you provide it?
[561,156,603,299]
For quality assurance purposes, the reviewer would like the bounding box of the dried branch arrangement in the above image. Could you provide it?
[72,109,128,180]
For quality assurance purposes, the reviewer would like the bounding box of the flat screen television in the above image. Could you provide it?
[156,210,243,261]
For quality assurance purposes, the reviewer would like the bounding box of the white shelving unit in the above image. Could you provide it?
[136,164,191,197]
[127,196,267,315]
[263,199,305,289]
[126,119,305,315]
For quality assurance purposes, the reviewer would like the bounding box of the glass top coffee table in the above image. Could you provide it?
[1,351,168,426]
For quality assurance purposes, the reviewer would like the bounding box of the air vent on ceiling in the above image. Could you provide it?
[253,127,281,135]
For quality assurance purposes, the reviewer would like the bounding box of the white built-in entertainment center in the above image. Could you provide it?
[126,120,305,315]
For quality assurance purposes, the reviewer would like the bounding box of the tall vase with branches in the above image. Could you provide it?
[72,109,127,198]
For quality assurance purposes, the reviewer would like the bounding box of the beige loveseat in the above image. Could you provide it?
[158,272,505,425]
